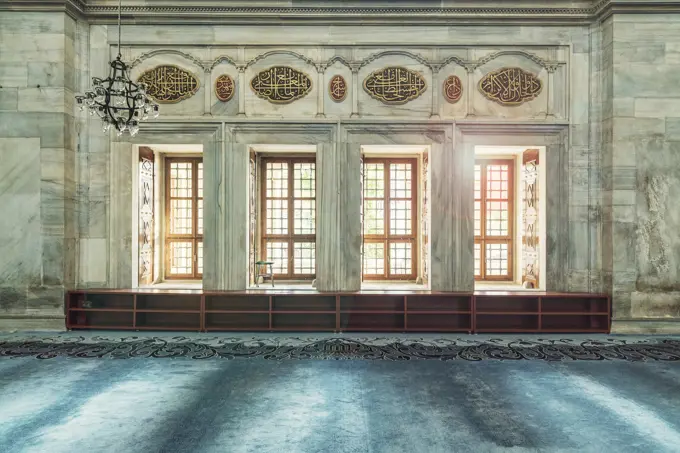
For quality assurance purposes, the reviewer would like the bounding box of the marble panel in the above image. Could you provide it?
[613,42,666,64]
[129,54,205,117]
[0,64,28,88]
[42,236,64,286]
[613,21,680,43]
[0,12,67,35]
[470,56,549,120]
[0,287,27,314]
[0,89,18,111]
[78,238,108,285]
[18,87,71,114]
[244,54,318,118]
[0,112,66,148]
[631,292,680,318]
[357,55,431,118]
[26,286,64,315]
[210,63,239,117]
[323,61,353,119]
[667,118,680,140]
[614,64,680,98]
[27,62,68,88]
[634,98,680,119]
[438,62,468,119]
[570,52,590,125]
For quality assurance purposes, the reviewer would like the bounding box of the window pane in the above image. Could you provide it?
[474,242,481,277]
[197,241,203,275]
[364,163,384,198]
[389,242,412,275]
[486,164,510,200]
[390,163,412,198]
[266,242,288,274]
[294,199,315,234]
[197,198,203,235]
[294,163,315,198]
[169,241,193,275]
[266,162,288,198]
[363,242,384,275]
[294,242,315,275]
[474,200,481,236]
[266,199,288,235]
[170,199,193,234]
[198,162,203,198]
[364,199,384,235]
[485,243,509,277]
[486,201,509,236]
[390,200,412,235]
[170,162,192,198]
[474,164,481,200]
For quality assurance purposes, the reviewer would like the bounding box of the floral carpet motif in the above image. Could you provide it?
[1,336,679,361]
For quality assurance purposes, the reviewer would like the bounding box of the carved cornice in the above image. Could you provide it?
[4,1,680,25]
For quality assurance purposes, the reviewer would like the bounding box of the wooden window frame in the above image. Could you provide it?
[475,158,514,282]
[362,157,418,281]
[164,157,203,280]
[260,156,316,281]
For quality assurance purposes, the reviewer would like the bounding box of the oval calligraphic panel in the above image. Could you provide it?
[443,75,463,103]
[250,66,312,104]
[215,74,235,102]
[363,67,427,105]
[479,67,542,105]
[137,65,200,103]
[329,75,347,102]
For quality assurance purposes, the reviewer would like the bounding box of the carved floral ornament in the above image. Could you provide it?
[329,75,347,102]
[479,67,542,106]
[250,66,312,104]
[363,66,427,105]
[137,65,200,103]
[215,74,235,102]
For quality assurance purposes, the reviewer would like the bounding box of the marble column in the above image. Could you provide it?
[316,140,361,291]
[429,136,474,291]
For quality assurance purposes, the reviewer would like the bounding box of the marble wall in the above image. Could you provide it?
[0,12,77,329]
[3,8,679,331]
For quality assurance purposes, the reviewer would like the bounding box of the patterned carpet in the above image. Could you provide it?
[1,335,679,361]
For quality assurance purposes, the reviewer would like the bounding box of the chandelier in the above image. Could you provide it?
[75,0,158,136]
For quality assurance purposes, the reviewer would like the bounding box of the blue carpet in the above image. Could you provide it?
[1,335,680,452]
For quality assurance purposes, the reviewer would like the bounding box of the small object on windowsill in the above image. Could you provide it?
[415,277,423,285]
[312,279,317,288]
[522,281,535,289]
[255,261,275,287]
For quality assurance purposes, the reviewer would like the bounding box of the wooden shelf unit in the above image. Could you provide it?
[66,290,610,333]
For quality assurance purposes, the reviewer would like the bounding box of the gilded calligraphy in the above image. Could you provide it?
[363,67,427,105]
[137,65,200,103]
[250,66,312,104]
[329,75,347,102]
[215,74,235,102]
[443,75,463,103]
[479,67,542,105]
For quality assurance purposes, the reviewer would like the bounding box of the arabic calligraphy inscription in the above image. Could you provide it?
[250,66,312,104]
[443,75,463,103]
[137,65,200,103]
[363,66,427,105]
[329,75,347,102]
[215,74,235,102]
[479,67,542,105]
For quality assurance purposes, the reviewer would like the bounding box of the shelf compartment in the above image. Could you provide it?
[135,312,200,330]
[136,294,201,311]
[476,314,539,331]
[541,297,609,314]
[407,314,471,331]
[340,295,404,312]
[476,296,539,313]
[205,295,269,312]
[206,313,269,331]
[68,311,133,329]
[340,313,404,331]
[272,295,335,312]
[541,314,609,331]
[272,313,335,330]
[407,295,471,312]
[70,293,134,310]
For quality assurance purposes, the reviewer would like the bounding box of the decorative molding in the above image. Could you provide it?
[363,66,427,105]
[359,50,433,70]
[326,56,353,70]
[5,1,680,25]
[329,75,348,103]
[470,50,560,72]
[137,65,201,103]
[209,55,238,71]
[129,49,207,70]
[438,55,470,71]
[250,66,313,104]
[246,50,317,69]
[479,67,543,106]
[215,74,235,102]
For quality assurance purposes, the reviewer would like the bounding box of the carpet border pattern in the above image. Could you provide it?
[1,336,679,361]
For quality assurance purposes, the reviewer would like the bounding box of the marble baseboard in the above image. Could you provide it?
[0,314,65,332]
[611,319,680,334]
